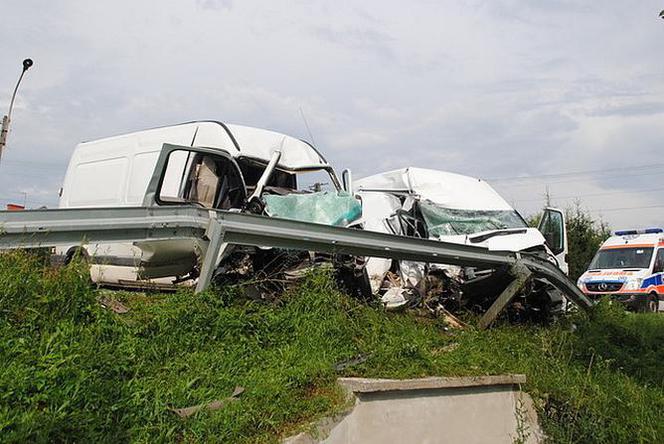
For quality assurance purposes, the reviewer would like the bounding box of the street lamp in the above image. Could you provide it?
[0,58,34,164]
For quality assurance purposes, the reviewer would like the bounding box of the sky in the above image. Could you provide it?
[1,0,663,229]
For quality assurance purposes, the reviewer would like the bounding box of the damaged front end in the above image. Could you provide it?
[211,151,364,298]
[353,167,568,323]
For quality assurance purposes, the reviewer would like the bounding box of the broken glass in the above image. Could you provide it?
[263,191,362,227]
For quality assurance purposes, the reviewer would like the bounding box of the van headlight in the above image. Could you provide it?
[623,279,643,291]
[576,278,584,290]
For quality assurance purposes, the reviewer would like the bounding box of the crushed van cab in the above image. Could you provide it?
[578,228,664,312]
[353,167,569,320]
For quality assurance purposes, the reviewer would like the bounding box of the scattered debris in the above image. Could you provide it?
[97,295,130,314]
[440,309,467,330]
[431,342,459,356]
[170,386,245,418]
[335,354,371,372]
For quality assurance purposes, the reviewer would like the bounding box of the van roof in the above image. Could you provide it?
[79,121,330,171]
[601,232,664,249]
[354,167,513,211]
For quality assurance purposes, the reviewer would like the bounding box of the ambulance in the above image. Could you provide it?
[577,228,664,312]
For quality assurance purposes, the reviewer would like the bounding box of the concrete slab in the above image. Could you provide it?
[284,375,542,444]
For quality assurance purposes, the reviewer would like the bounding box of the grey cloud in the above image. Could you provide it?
[0,0,663,229]
[195,0,233,10]
[309,25,397,62]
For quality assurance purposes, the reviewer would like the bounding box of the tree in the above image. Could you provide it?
[528,201,610,281]
[565,202,611,281]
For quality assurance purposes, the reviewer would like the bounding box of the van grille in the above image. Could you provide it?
[585,282,623,292]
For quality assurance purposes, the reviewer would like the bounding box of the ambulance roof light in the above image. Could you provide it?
[614,227,663,236]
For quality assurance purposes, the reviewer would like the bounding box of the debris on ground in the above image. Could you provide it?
[170,386,245,418]
[97,295,130,314]
[334,354,371,372]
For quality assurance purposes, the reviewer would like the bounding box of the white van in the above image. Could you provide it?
[56,120,342,287]
[354,167,568,313]
[578,228,664,312]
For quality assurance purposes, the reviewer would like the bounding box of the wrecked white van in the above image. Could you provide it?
[56,120,353,287]
[354,167,567,319]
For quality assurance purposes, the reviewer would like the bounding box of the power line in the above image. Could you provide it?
[495,169,664,188]
[488,162,664,182]
[515,185,664,203]
[586,204,664,213]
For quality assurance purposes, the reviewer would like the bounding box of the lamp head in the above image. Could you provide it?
[22,59,33,72]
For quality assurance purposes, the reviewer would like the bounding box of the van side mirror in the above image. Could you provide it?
[342,169,353,193]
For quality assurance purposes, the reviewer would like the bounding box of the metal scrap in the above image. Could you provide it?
[170,386,245,418]
[334,354,371,372]
[98,295,130,314]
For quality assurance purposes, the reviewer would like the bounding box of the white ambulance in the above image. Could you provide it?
[577,228,664,312]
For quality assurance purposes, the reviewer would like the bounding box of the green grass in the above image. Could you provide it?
[1,250,663,443]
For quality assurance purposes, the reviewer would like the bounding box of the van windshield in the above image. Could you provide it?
[589,247,653,270]
[419,202,526,236]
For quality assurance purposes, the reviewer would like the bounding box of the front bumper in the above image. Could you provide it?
[585,292,650,310]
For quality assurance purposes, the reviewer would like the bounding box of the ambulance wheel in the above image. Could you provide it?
[647,293,659,313]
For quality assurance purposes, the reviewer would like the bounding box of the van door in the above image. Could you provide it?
[137,144,247,279]
[143,143,247,209]
[538,207,568,274]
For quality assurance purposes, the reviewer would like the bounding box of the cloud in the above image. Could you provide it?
[196,0,232,10]
[0,0,663,229]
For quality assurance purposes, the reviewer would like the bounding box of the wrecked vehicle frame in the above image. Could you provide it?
[1,122,593,326]
[0,204,594,326]
[353,167,571,323]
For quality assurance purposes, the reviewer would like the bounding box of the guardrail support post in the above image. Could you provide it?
[478,263,532,330]
[195,214,225,293]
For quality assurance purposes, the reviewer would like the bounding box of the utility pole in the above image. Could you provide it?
[0,58,34,165]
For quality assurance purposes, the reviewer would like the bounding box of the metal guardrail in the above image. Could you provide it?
[0,206,593,310]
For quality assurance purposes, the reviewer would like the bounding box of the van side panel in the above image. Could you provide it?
[126,151,160,204]
[69,157,129,207]
[60,123,202,208]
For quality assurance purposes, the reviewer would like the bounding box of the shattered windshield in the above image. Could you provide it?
[419,201,527,237]
[589,247,653,270]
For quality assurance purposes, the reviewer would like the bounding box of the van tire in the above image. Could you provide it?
[65,247,89,265]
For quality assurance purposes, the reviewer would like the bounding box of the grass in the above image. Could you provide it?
[1,250,663,443]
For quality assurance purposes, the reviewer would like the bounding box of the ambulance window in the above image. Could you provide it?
[654,249,664,273]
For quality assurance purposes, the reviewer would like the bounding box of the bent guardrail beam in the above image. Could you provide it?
[0,206,593,311]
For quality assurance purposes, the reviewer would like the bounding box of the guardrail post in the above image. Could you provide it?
[195,213,226,293]
[478,263,532,329]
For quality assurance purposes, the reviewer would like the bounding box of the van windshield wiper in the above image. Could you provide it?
[468,228,528,244]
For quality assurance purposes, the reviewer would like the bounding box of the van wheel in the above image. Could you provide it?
[647,293,659,313]
[65,248,94,285]
[65,248,89,265]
